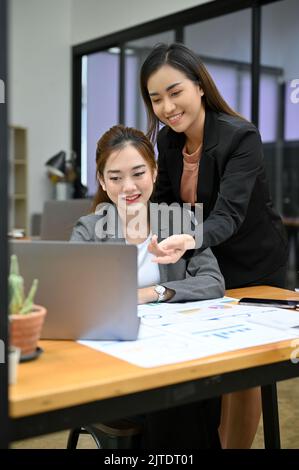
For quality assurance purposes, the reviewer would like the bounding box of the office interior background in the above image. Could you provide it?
[8,0,299,245]
[9,0,299,284]
[8,0,299,288]
[2,0,299,449]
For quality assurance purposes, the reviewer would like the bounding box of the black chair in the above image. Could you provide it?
[67,420,143,449]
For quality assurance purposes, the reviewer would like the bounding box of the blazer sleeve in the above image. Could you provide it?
[201,126,263,250]
[153,130,175,204]
[162,248,225,302]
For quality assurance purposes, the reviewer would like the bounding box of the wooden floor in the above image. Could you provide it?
[11,378,299,449]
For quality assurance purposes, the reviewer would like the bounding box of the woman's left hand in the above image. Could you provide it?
[148,234,195,264]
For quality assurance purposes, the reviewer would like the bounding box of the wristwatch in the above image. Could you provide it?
[154,285,167,302]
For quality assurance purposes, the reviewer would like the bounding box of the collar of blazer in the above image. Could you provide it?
[94,203,125,241]
[94,202,172,242]
[160,109,220,201]
[93,203,178,284]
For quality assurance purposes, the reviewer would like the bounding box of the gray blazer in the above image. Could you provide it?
[70,204,225,303]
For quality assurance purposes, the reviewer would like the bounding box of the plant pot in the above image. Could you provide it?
[9,305,47,357]
[8,346,21,384]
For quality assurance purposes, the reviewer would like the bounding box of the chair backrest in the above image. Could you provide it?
[40,199,92,240]
[31,213,42,236]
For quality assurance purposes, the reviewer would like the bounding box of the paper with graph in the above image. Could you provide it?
[79,297,299,368]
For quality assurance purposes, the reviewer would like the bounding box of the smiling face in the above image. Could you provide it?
[147,64,204,137]
[99,143,157,210]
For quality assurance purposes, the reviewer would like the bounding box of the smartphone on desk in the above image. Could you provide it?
[238,298,299,309]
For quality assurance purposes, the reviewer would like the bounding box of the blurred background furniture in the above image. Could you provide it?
[40,199,92,241]
[45,150,87,200]
[9,126,28,234]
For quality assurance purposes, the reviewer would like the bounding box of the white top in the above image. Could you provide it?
[126,234,160,288]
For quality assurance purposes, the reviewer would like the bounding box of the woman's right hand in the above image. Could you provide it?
[148,234,195,264]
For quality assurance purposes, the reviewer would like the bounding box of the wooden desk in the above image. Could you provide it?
[282,217,299,228]
[9,286,299,448]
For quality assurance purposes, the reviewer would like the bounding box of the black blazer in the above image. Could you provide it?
[154,109,288,288]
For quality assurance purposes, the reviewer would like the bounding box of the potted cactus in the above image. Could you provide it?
[9,254,47,358]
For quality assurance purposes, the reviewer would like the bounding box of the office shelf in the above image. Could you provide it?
[9,126,28,232]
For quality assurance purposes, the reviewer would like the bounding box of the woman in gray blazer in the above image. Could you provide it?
[71,125,224,304]
[71,124,224,448]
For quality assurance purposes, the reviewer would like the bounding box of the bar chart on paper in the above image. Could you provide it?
[200,324,252,339]
[80,297,299,367]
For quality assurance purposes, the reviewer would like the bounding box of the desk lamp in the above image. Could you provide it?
[45,151,66,180]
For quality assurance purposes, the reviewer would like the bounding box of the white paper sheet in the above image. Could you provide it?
[79,296,299,368]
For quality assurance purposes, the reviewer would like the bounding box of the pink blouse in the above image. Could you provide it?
[180,143,202,205]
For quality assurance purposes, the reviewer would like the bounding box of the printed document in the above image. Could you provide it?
[79,297,299,368]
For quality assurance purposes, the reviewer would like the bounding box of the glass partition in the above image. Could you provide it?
[261,0,299,217]
[125,31,175,132]
[81,50,119,195]
[185,10,252,120]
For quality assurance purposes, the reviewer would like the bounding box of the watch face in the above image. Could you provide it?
[156,285,165,295]
[155,285,166,301]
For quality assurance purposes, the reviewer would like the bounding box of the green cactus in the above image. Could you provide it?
[9,254,38,315]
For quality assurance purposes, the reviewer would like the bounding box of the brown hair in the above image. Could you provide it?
[140,42,245,142]
[92,125,156,211]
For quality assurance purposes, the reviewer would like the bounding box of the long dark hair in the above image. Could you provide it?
[140,42,245,142]
[92,125,156,211]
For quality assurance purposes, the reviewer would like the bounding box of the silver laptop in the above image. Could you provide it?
[10,241,139,340]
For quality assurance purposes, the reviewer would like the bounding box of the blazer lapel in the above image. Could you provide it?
[163,111,219,205]
[197,110,219,209]
[202,109,219,153]
[164,129,185,202]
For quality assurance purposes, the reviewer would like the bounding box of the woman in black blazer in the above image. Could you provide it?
[140,43,289,448]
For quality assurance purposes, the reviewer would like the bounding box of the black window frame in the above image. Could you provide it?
[72,0,281,170]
